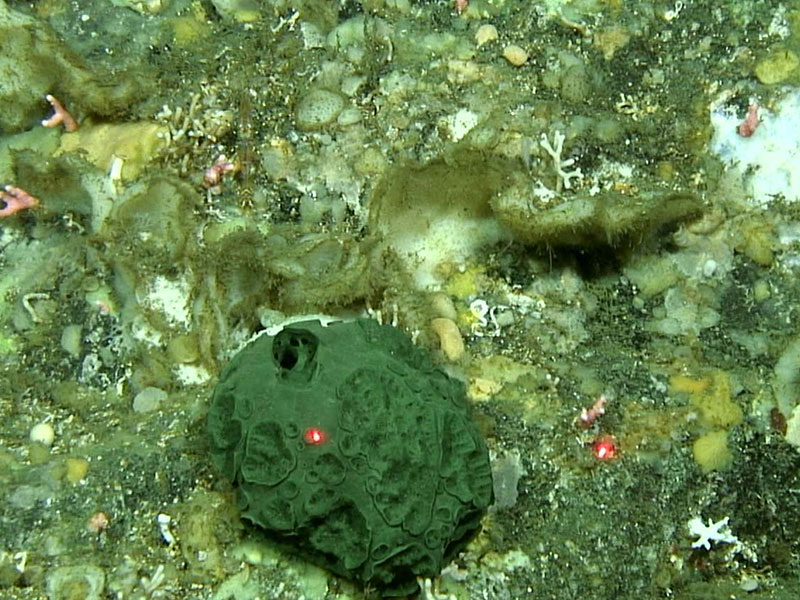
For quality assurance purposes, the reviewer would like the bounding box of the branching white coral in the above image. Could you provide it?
[540,131,583,193]
[688,516,738,550]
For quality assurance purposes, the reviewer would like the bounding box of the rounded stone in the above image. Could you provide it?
[46,565,105,600]
[132,386,167,413]
[60,324,82,358]
[30,422,55,447]
[431,317,465,362]
[295,89,345,130]
[167,334,200,364]
[561,64,590,103]
[502,44,528,66]
[754,48,799,85]
[475,24,498,48]
[208,319,493,596]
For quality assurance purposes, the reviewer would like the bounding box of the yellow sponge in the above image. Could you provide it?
[692,430,732,473]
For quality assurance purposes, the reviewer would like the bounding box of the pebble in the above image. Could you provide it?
[30,422,55,447]
[295,89,345,130]
[430,292,458,321]
[66,457,90,484]
[431,317,465,362]
[503,44,528,66]
[475,24,498,48]
[46,565,105,600]
[60,324,82,358]
[133,386,168,413]
[754,48,799,85]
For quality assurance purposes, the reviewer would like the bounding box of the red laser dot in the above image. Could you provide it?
[304,428,326,445]
[592,435,618,460]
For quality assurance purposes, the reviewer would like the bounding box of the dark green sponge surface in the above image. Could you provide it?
[208,318,492,595]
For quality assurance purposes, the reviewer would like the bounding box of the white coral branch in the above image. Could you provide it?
[540,131,583,192]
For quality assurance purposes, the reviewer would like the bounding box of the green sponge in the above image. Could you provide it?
[208,318,492,595]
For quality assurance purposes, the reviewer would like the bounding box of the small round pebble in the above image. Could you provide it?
[475,24,498,48]
[739,578,758,592]
[133,386,168,413]
[503,44,528,66]
[30,422,55,447]
[295,89,345,130]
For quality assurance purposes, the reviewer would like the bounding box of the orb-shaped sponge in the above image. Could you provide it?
[208,319,492,595]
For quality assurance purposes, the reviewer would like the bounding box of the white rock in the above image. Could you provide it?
[133,387,167,413]
[30,422,55,447]
[431,317,465,362]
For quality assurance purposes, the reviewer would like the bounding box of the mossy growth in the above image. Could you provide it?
[9,149,94,220]
[104,176,198,263]
[174,489,240,579]
[369,150,514,238]
[492,173,703,249]
[0,3,153,133]
[733,217,775,267]
[671,370,743,474]
[692,430,733,474]
[202,225,382,315]
[673,370,743,430]
[368,150,516,285]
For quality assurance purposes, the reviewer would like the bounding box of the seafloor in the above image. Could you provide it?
[2,0,800,598]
